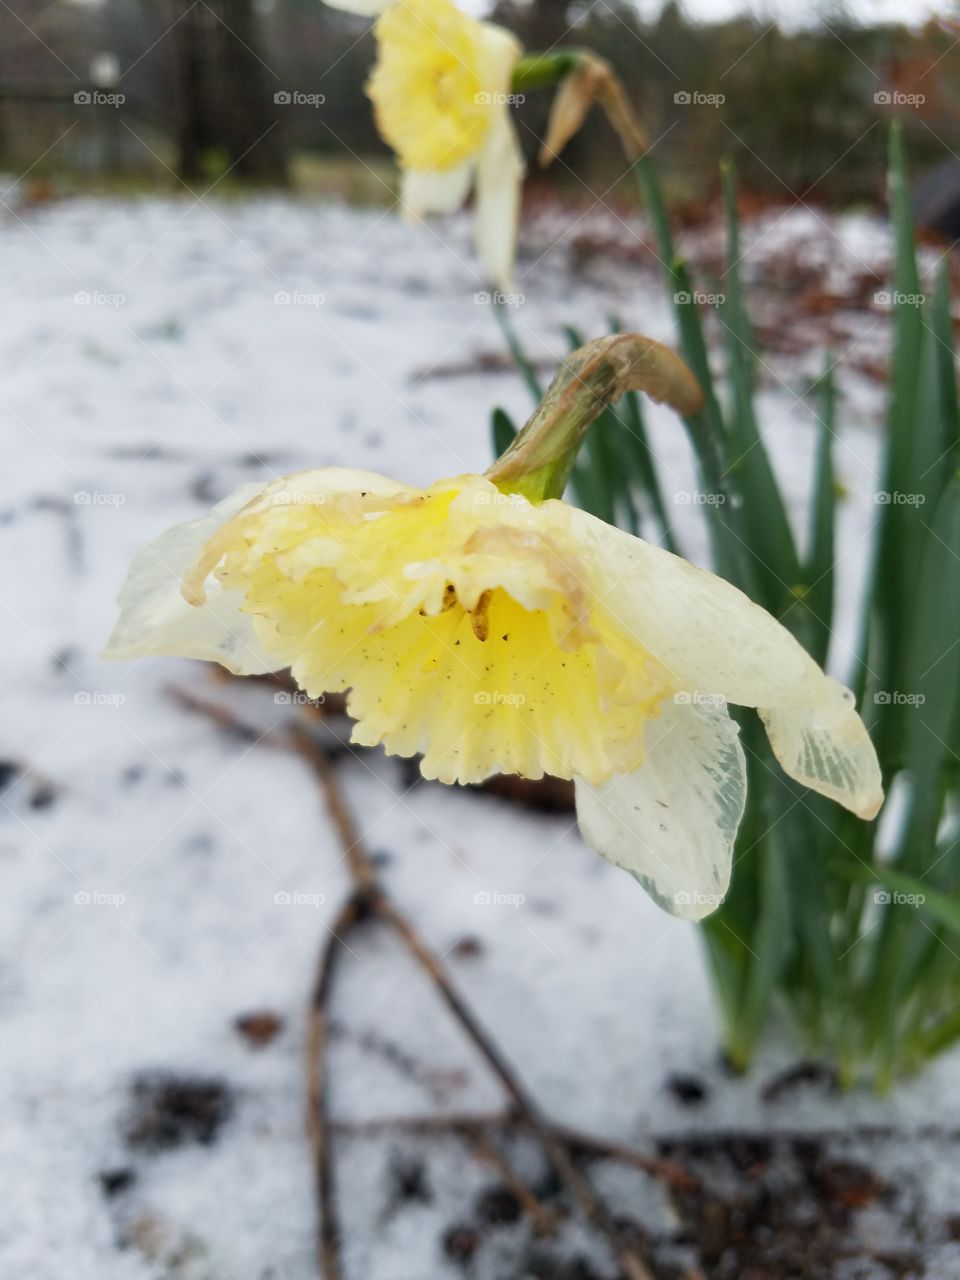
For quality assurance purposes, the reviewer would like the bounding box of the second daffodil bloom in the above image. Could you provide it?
[105,336,883,921]
[324,0,524,289]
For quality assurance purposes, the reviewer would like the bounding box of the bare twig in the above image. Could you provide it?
[334,1112,698,1193]
[290,728,379,895]
[383,899,657,1278]
[463,1127,561,1235]
[292,724,658,1280]
[307,893,368,1280]
[554,1124,698,1194]
[169,684,669,1280]
[167,683,275,741]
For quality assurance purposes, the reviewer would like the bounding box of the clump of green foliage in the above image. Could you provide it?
[495,124,960,1087]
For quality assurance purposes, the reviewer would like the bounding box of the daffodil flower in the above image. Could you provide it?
[325,0,524,289]
[105,336,882,920]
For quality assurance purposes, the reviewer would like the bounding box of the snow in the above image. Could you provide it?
[2,189,955,1277]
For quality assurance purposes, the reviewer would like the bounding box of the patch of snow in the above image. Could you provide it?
[0,192,947,1277]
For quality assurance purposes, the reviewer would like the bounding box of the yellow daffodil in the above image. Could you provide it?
[105,336,882,920]
[324,0,524,288]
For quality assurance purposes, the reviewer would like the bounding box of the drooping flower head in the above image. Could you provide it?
[325,0,523,288]
[106,336,883,920]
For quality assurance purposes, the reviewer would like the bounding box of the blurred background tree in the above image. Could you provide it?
[167,0,288,184]
[0,1,958,211]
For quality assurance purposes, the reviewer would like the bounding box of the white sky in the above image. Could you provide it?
[670,0,942,26]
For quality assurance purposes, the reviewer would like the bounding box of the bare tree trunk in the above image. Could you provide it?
[169,0,287,186]
[170,0,211,183]
[214,0,287,182]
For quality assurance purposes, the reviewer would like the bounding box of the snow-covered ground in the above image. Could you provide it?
[3,192,958,1279]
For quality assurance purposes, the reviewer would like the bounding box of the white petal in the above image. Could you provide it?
[242,466,416,517]
[103,484,281,674]
[104,468,416,673]
[553,504,883,820]
[557,504,824,708]
[760,676,883,819]
[574,699,747,921]
[401,162,475,218]
[320,0,392,14]
[473,25,524,291]
[480,24,523,104]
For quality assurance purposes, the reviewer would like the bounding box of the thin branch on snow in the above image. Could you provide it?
[332,1113,698,1193]
[169,680,680,1280]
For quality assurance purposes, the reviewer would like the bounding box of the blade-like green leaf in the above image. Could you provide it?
[491,407,517,461]
[932,262,960,464]
[634,156,747,588]
[841,864,960,936]
[608,313,680,550]
[494,301,543,402]
[720,162,801,615]
[802,365,837,667]
[901,473,960,854]
[862,122,925,749]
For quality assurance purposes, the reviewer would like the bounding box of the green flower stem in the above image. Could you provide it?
[485,333,704,503]
[511,50,581,93]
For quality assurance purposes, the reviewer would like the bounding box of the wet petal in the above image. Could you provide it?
[103,484,281,674]
[760,677,883,819]
[401,162,475,217]
[473,25,524,290]
[555,504,882,819]
[556,503,832,708]
[574,698,747,920]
